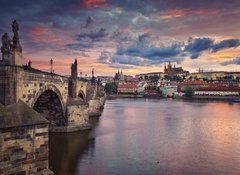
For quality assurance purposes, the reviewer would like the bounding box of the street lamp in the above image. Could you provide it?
[50,59,53,74]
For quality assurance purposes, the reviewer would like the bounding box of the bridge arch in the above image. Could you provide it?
[78,90,85,101]
[32,84,66,126]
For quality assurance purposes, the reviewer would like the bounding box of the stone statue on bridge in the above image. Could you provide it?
[0,20,23,65]
[71,59,78,79]
[1,33,12,54]
[12,20,22,52]
[12,20,19,36]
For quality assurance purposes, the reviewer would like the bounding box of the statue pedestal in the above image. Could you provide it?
[13,50,22,66]
[1,50,22,66]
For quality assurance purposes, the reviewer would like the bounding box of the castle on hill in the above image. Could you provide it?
[164,61,189,76]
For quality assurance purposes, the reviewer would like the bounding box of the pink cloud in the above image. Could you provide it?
[31,35,64,43]
[159,8,220,19]
[82,0,108,8]
[29,27,49,35]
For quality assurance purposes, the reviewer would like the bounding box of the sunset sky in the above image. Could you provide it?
[0,0,240,76]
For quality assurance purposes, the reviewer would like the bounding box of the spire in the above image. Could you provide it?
[168,61,172,70]
[92,68,95,83]
[92,68,94,77]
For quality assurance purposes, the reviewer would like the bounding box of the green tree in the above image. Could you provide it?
[105,82,117,94]
[184,86,194,97]
[236,77,240,82]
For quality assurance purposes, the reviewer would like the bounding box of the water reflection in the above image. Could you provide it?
[50,99,240,175]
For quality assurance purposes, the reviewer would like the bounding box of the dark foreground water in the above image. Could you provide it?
[50,99,240,175]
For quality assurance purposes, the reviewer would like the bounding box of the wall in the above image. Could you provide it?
[0,65,69,109]
[21,70,69,110]
[0,124,53,175]
[66,104,90,128]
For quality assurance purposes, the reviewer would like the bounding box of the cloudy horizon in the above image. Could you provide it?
[0,0,239,76]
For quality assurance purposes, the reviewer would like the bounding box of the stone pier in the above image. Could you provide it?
[0,101,54,175]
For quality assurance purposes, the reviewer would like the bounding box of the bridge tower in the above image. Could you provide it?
[0,20,23,105]
[69,59,78,98]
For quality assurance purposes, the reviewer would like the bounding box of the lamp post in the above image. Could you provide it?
[50,59,53,74]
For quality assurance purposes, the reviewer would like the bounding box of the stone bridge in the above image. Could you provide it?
[0,21,106,132]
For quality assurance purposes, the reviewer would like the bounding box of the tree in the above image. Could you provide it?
[149,75,160,82]
[184,86,194,97]
[105,82,117,94]
[236,77,240,82]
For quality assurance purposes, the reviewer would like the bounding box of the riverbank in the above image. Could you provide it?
[107,94,144,99]
[190,95,240,102]
[107,94,240,102]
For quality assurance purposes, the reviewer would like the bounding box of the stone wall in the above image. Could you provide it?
[67,105,90,128]
[21,69,69,109]
[0,65,69,109]
[0,65,107,133]
[99,95,107,110]
[0,100,53,175]
[0,124,53,175]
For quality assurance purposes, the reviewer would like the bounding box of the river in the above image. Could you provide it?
[49,98,240,175]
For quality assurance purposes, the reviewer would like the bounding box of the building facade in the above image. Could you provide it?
[118,83,137,94]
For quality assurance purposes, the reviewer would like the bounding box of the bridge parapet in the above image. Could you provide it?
[0,21,106,132]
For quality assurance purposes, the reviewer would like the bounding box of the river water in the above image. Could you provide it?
[49,98,240,175]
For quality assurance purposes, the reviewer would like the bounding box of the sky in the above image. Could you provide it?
[0,0,240,76]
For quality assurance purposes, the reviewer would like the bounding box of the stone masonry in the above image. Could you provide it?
[0,21,106,132]
[0,101,53,175]
[0,20,106,175]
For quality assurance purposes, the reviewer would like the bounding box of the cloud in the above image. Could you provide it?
[138,33,151,43]
[82,0,108,8]
[76,28,108,42]
[85,16,94,27]
[184,37,214,59]
[116,42,182,61]
[183,38,240,59]
[65,28,109,51]
[111,31,132,43]
[29,27,49,35]
[99,51,136,69]
[212,39,240,52]
[99,35,240,68]
[111,54,151,66]
[99,37,185,67]
[99,50,112,64]
[221,57,240,65]
[65,43,93,51]
[159,9,220,19]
